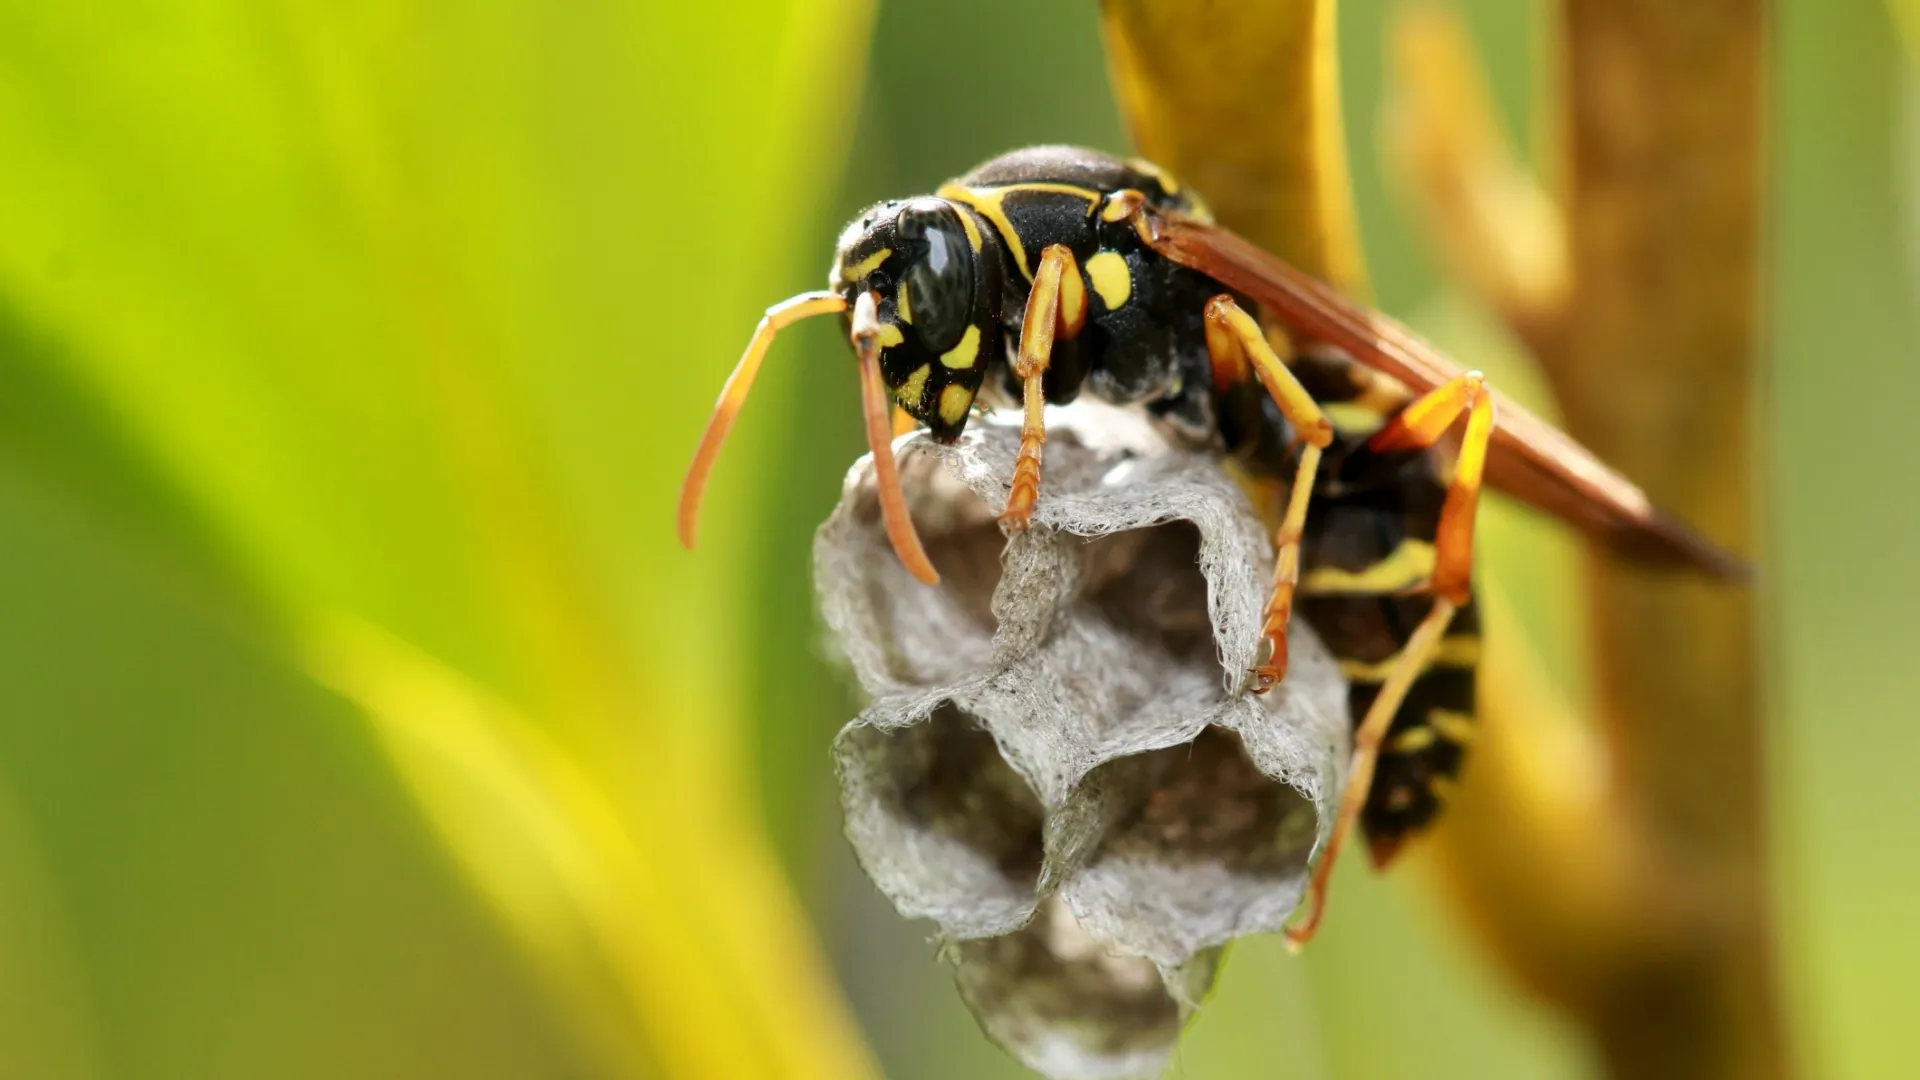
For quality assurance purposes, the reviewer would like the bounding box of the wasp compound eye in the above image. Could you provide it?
[895,202,974,354]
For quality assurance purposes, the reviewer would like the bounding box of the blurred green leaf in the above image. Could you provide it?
[1894,0,1920,57]
[0,470,595,1078]
[0,1,880,1077]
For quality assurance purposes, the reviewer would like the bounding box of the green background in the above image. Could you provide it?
[0,1,1912,1078]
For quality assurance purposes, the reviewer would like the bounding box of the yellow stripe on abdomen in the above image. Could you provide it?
[1301,539,1435,595]
[1338,633,1480,684]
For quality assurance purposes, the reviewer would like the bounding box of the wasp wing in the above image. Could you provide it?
[1145,210,1745,578]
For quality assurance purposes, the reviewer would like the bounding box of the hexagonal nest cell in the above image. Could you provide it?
[817,405,1349,1080]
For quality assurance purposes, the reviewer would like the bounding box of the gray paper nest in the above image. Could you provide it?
[815,405,1349,1080]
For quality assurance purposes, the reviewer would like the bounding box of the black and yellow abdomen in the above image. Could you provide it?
[1253,350,1483,863]
[1297,487,1481,864]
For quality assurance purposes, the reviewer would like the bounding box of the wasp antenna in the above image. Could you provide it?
[852,290,940,586]
[676,290,847,550]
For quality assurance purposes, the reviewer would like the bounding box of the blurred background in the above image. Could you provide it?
[0,1,1915,1078]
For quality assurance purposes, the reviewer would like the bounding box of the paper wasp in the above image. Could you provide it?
[676,146,1742,945]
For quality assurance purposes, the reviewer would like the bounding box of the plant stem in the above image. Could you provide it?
[1100,0,1363,289]
[1104,2,1788,1074]
[1548,3,1785,1076]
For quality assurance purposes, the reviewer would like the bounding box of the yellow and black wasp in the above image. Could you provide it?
[676,146,1741,945]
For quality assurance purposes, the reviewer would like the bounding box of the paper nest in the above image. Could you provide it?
[815,404,1349,1080]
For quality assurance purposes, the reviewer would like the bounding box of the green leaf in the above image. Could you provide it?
[0,1,881,1076]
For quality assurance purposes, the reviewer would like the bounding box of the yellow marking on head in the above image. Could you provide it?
[953,204,984,252]
[897,364,930,408]
[937,182,1099,280]
[1125,156,1179,194]
[1338,634,1480,683]
[838,247,891,283]
[1429,710,1477,744]
[1388,726,1437,754]
[1300,539,1436,595]
[897,280,913,324]
[939,383,974,426]
[1085,250,1132,310]
[876,323,905,348]
[940,324,981,369]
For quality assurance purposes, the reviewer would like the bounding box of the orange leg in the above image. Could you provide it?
[999,244,1086,531]
[1366,371,1493,606]
[678,290,847,551]
[1203,296,1334,693]
[1285,372,1494,949]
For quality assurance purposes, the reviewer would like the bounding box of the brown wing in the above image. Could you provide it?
[1144,210,1746,579]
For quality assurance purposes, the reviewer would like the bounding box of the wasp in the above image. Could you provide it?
[676,146,1741,946]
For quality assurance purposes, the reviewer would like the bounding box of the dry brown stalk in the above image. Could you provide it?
[1107,1,1786,1076]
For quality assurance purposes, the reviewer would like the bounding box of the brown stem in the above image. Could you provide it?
[1382,6,1569,359]
[1104,2,1786,1074]
[1547,3,1785,1077]
[1387,4,1783,1069]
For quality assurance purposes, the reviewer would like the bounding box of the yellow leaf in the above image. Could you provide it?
[1100,0,1365,290]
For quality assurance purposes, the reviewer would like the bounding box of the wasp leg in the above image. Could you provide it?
[1203,296,1335,693]
[1000,244,1087,531]
[1285,596,1462,949]
[1365,371,1493,605]
[678,290,848,551]
[1285,372,1493,949]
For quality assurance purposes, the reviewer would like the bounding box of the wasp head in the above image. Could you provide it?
[831,198,1005,442]
[679,199,1008,589]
